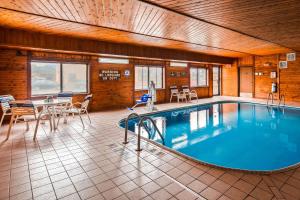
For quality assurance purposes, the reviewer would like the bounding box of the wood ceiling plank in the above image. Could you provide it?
[0,0,293,56]
[147,0,300,51]
[62,0,83,22]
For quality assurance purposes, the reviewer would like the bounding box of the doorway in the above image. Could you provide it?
[239,67,253,97]
[213,66,221,96]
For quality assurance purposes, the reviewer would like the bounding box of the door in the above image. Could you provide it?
[239,67,253,97]
[213,66,221,96]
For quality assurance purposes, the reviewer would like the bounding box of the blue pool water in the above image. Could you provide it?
[120,102,300,171]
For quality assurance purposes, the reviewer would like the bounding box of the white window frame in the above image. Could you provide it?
[190,67,209,87]
[135,65,165,90]
[30,61,89,96]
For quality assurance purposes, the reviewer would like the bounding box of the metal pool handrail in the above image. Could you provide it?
[278,95,285,107]
[137,116,165,151]
[123,113,141,144]
[267,93,274,106]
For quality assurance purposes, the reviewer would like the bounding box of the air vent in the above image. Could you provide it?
[99,57,129,64]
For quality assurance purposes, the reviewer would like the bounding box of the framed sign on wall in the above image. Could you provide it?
[99,70,121,80]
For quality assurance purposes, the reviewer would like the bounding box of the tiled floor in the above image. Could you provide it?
[0,96,300,200]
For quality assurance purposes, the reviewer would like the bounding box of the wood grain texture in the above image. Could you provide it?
[254,55,278,99]
[0,49,28,100]
[221,61,239,96]
[0,28,234,64]
[147,0,300,51]
[278,52,300,102]
[0,0,292,56]
[238,56,254,67]
[239,67,253,94]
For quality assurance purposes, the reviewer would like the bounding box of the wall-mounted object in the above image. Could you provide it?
[124,69,130,77]
[255,72,259,76]
[99,70,121,80]
[99,57,129,64]
[270,71,277,79]
[263,62,272,67]
[170,72,176,77]
[287,53,296,61]
[279,61,288,69]
[170,71,186,77]
[170,61,188,67]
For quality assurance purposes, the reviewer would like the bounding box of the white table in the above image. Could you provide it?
[33,99,71,130]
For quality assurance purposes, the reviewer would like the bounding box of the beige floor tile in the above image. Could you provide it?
[224,187,247,200]
[200,187,222,200]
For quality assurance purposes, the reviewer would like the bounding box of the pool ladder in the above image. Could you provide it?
[267,93,285,107]
[123,113,165,151]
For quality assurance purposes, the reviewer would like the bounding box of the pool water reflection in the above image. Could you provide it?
[121,102,300,171]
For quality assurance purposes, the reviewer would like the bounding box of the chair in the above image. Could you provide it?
[182,85,198,102]
[0,95,15,129]
[170,86,179,102]
[7,101,52,140]
[129,94,151,110]
[56,92,74,121]
[177,91,188,103]
[57,94,92,127]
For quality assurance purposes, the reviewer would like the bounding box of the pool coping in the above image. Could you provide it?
[118,99,300,174]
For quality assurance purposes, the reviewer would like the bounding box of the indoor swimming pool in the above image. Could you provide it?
[120,101,300,172]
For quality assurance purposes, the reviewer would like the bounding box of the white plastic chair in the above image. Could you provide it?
[182,85,198,102]
[0,95,15,129]
[57,94,92,127]
[7,101,52,140]
[56,92,74,122]
[170,86,179,102]
[177,91,188,103]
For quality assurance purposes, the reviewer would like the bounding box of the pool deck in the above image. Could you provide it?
[0,96,299,200]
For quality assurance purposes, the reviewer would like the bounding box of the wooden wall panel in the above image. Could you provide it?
[90,60,134,111]
[165,63,189,102]
[254,55,278,99]
[0,28,234,64]
[279,53,300,102]
[0,49,28,99]
[238,56,254,67]
[221,61,238,96]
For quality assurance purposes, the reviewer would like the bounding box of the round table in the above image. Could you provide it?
[33,99,71,130]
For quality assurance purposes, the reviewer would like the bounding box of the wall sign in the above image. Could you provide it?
[99,70,121,80]
[270,71,277,78]
[124,69,130,77]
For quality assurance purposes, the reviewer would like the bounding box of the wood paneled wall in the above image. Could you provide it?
[0,28,234,64]
[221,61,239,96]
[0,48,216,116]
[90,61,134,110]
[278,53,300,102]
[254,55,278,99]
[0,49,28,100]
[223,53,300,102]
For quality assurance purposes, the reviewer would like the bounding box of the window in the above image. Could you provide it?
[190,68,208,87]
[135,65,164,90]
[31,61,88,96]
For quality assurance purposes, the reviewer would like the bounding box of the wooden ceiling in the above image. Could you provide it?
[0,0,295,58]
[146,0,300,52]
